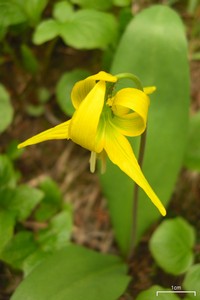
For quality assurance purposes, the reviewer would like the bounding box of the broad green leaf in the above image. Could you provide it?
[33,19,59,44]
[56,69,90,116]
[136,285,180,300]
[8,185,43,221]
[35,177,63,221]
[0,0,27,27]
[183,264,200,299]
[0,231,37,270]
[23,249,51,277]
[59,9,118,49]
[11,245,130,300]
[37,210,72,251]
[53,1,74,22]
[0,155,17,188]
[70,0,113,10]
[0,84,14,133]
[184,111,200,171]
[149,217,195,275]
[0,210,15,253]
[100,5,190,255]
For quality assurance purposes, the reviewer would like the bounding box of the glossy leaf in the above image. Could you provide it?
[136,285,179,300]
[11,245,130,300]
[184,111,200,172]
[56,69,90,116]
[0,84,14,133]
[100,5,190,255]
[149,217,195,275]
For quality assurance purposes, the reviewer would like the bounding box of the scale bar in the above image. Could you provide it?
[156,291,197,296]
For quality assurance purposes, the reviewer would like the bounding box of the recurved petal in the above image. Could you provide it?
[112,88,149,120]
[71,71,117,110]
[18,120,71,149]
[111,113,145,137]
[69,81,105,152]
[104,122,166,216]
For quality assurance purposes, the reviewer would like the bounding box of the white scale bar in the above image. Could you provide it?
[156,290,197,296]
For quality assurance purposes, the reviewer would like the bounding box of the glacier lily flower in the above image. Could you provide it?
[18,71,166,216]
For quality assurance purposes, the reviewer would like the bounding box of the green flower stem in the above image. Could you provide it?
[128,128,147,262]
[115,73,143,91]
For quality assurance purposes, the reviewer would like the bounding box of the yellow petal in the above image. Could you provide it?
[18,120,71,149]
[69,81,105,152]
[87,71,117,82]
[104,121,166,216]
[71,71,117,109]
[111,88,150,136]
[144,86,156,95]
[112,113,145,137]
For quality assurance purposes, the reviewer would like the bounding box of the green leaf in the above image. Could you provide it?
[70,0,113,10]
[11,245,130,300]
[20,44,39,74]
[149,217,195,275]
[59,9,118,49]
[183,264,200,299]
[37,210,73,251]
[0,210,15,253]
[23,249,51,277]
[0,0,27,27]
[100,5,190,255]
[8,185,43,221]
[113,0,131,6]
[0,231,37,270]
[184,111,200,172]
[56,69,90,116]
[53,1,74,23]
[0,155,17,188]
[6,140,24,160]
[0,84,14,133]
[26,104,44,117]
[33,19,59,44]
[136,285,180,300]
[35,177,63,221]
[22,0,48,25]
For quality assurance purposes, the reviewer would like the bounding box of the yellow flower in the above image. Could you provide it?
[18,71,166,216]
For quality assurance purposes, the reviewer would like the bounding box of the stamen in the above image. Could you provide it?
[89,151,97,173]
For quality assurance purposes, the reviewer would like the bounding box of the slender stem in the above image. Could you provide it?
[115,73,143,91]
[128,128,147,262]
